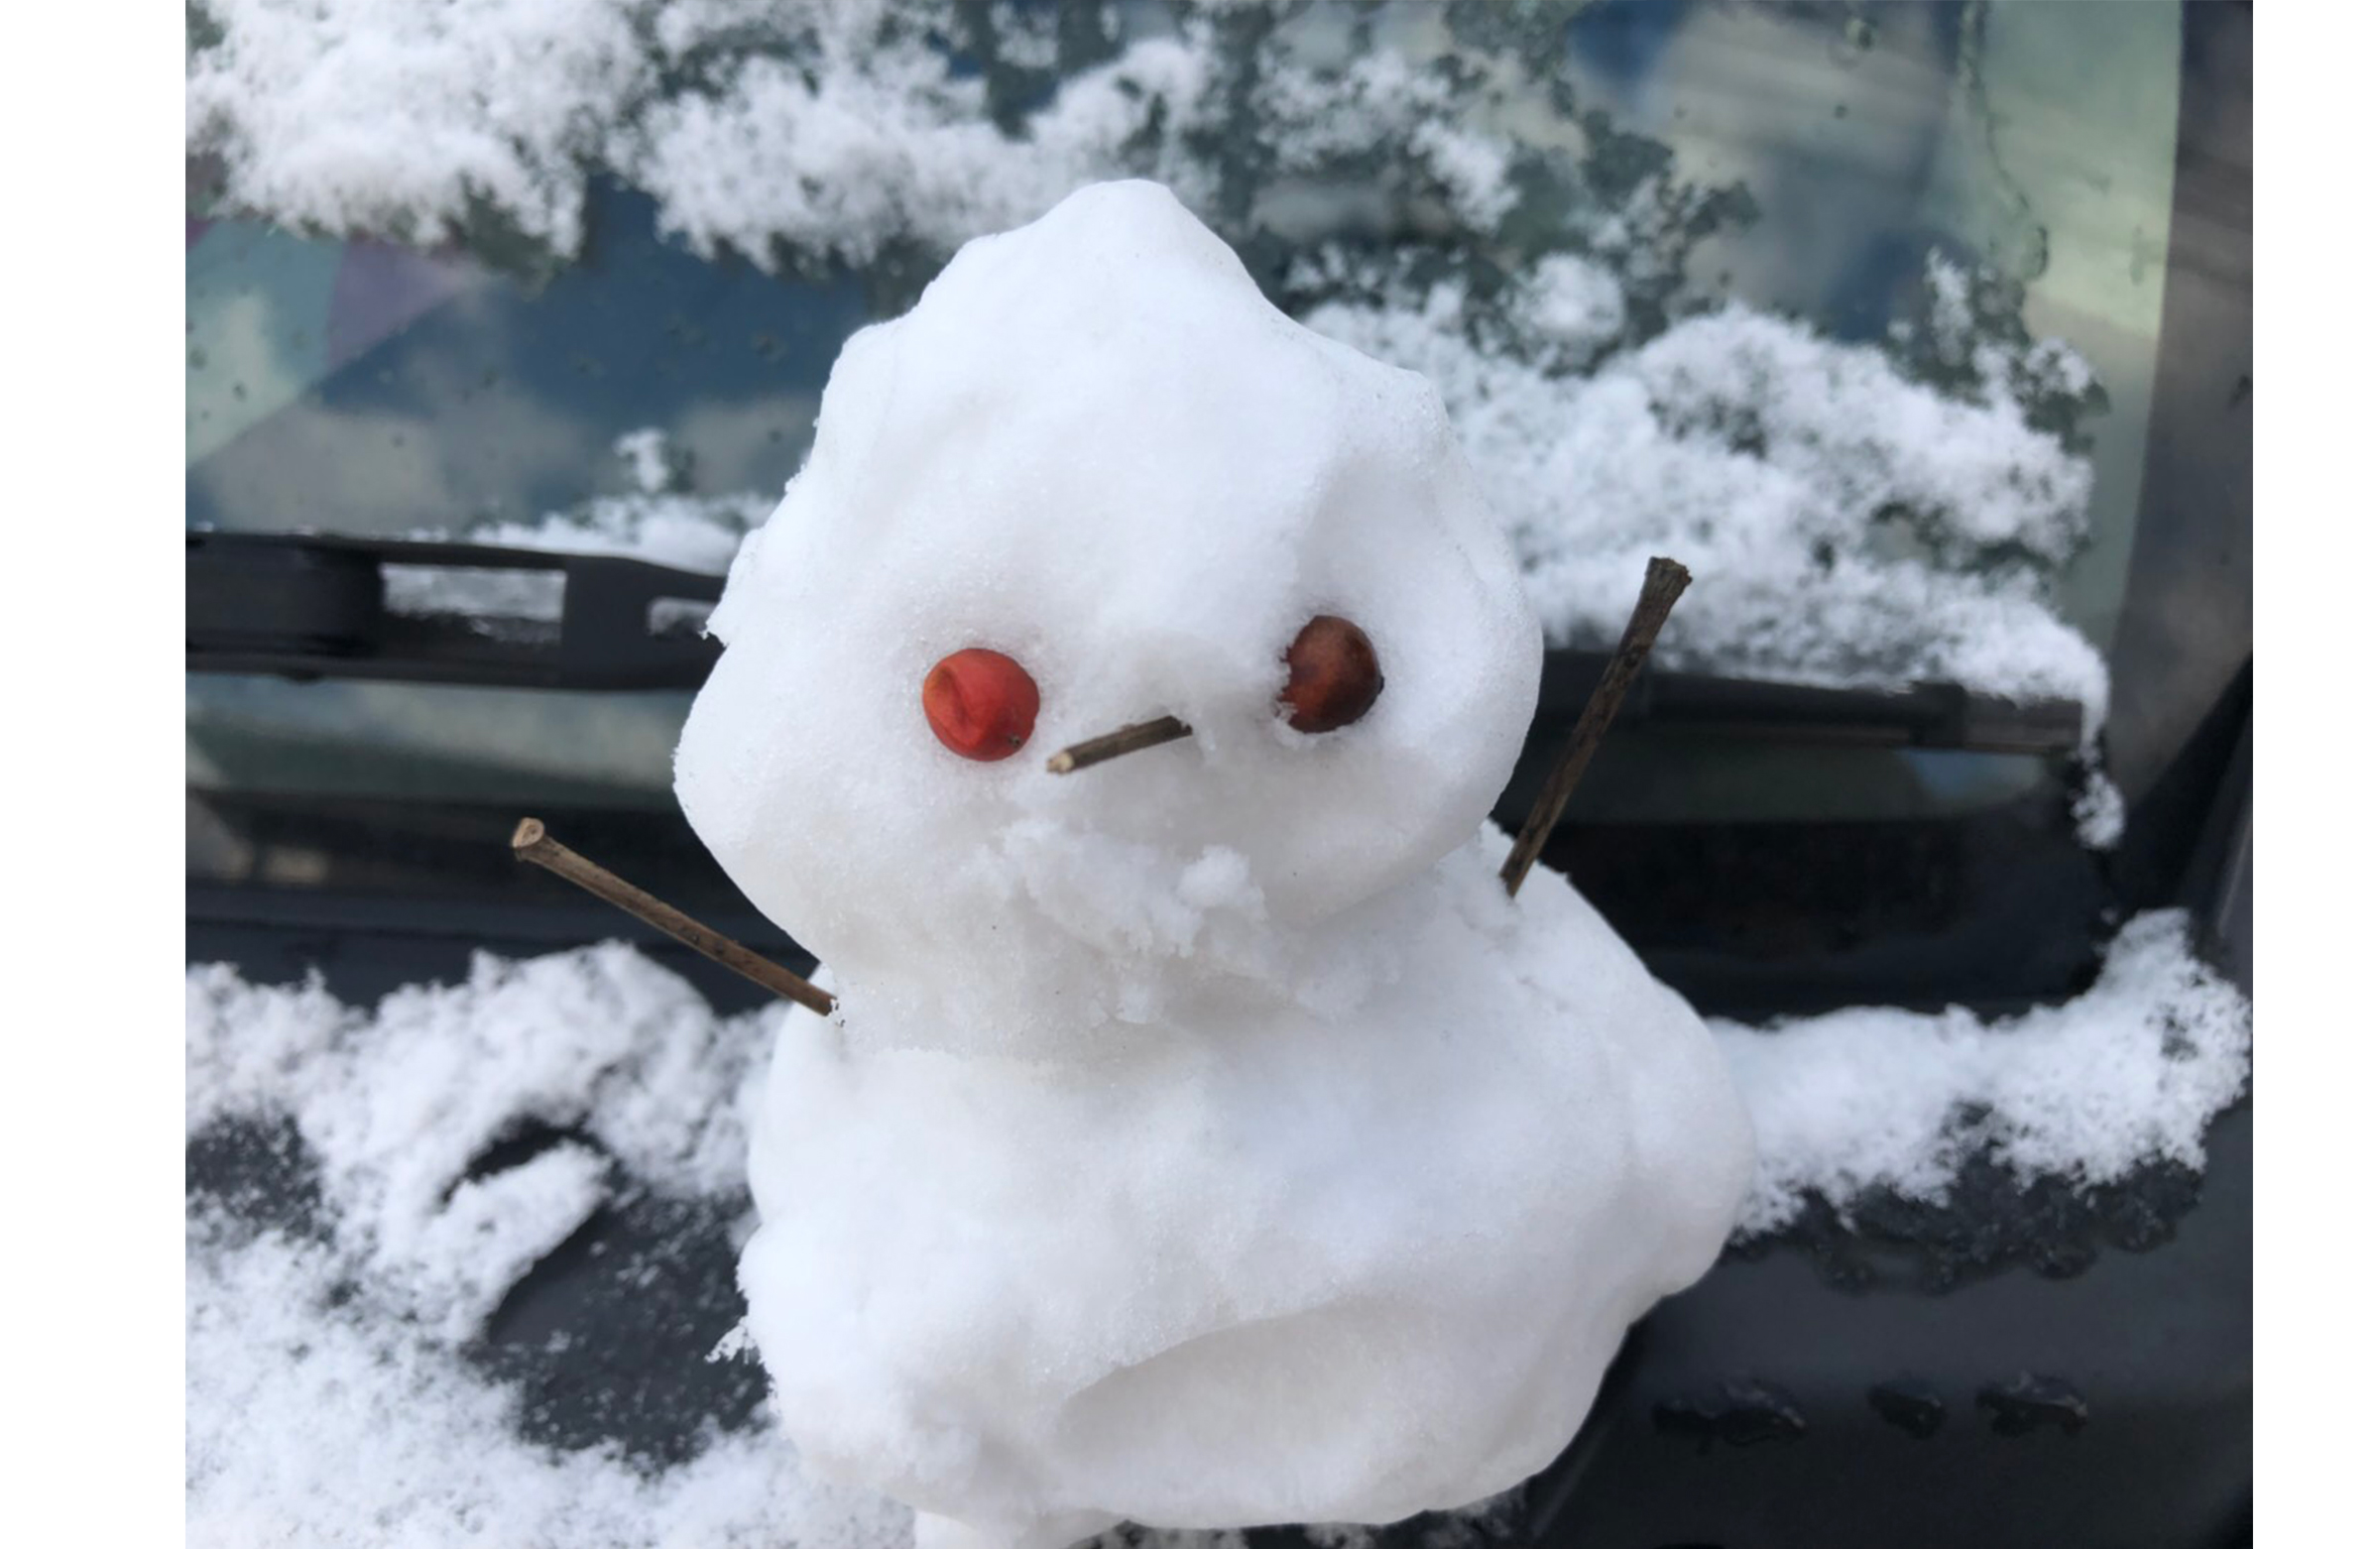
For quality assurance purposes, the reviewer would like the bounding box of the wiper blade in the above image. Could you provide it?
[1538,655,2082,756]
[186,534,2083,754]
[186,532,724,691]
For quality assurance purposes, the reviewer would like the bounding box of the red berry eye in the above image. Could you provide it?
[922,648,1040,761]
[1280,615,1382,734]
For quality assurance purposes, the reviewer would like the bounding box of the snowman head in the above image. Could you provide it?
[675,182,1539,1052]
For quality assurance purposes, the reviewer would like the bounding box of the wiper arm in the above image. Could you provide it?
[186,533,2082,754]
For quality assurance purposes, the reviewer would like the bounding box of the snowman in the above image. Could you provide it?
[674,181,1753,1549]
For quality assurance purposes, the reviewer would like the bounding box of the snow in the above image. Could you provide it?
[1717,909,2251,1237]
[186,908,2249,1543]
[1301,284,2110,730]
[184,1,1525,271]
[675,183,1754,1545]
[1511,255,1628,361]
[180,12,2198,1527]
[189,2,2123,765]
[184,943,911,1547]
[628,16,1219,272]
[186,0,651,252]
[2071,757,2128,852]
[187,1220,908,1549]
[187,944,772,1339]
[680,182,1549,1047]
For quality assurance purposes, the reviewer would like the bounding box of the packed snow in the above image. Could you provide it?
[186,910,2248,1543]
[675,181,1755,1547]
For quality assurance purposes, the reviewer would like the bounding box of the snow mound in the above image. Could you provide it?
[732,830,1750,1543]
[677,183,1753,1545]
[678,180,1546,1052]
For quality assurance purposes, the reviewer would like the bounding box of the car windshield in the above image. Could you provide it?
[186,0,2229,840]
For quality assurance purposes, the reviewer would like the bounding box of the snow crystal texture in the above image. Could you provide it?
[186,0,651,252]
[1302,287,2108,728]
[676,182,1754,1549]
[188,3,2119,736]
[184,916,2247,1542]
[185,945,907,1548]
[1717,909,2251,1236]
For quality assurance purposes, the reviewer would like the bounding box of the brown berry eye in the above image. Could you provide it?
[1280,615,1382,734]
[923,648,1040,761]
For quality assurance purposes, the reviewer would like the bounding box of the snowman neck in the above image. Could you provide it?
[817,860,1462,1060]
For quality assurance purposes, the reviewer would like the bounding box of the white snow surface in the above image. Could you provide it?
[187,0,652,252]
[675,183,1753,1547]
[184,1,1498,269]
[1301,285,2109,728]
[1718,909,2251,1236]
[187,944,772,1339]
[184,943,910,1547]
[732,829,1752,1546]
[629,11,1220,270]
[679,182,1548,1047]
[187,1220,906,1549]
[185,910,2249,1543]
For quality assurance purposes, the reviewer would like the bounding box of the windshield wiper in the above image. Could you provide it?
[186,533,2082,754]
[187,531,724,691]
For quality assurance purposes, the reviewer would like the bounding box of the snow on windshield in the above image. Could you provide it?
[190,0,2117,732]
[1300,264,2105,720]
[187,916,2246,1542]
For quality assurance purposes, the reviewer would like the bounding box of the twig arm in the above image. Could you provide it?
[511,817,836,1015]
[1499,557,1692,897]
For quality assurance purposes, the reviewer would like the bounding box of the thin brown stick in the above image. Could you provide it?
[1046,715,1194,774]
[511,817,835,1015]
[1499,557,1693,897]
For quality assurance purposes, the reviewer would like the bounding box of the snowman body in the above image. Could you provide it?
[676,181,1753,1549]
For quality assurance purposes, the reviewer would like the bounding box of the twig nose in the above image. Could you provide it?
[1045,715,1194,774]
